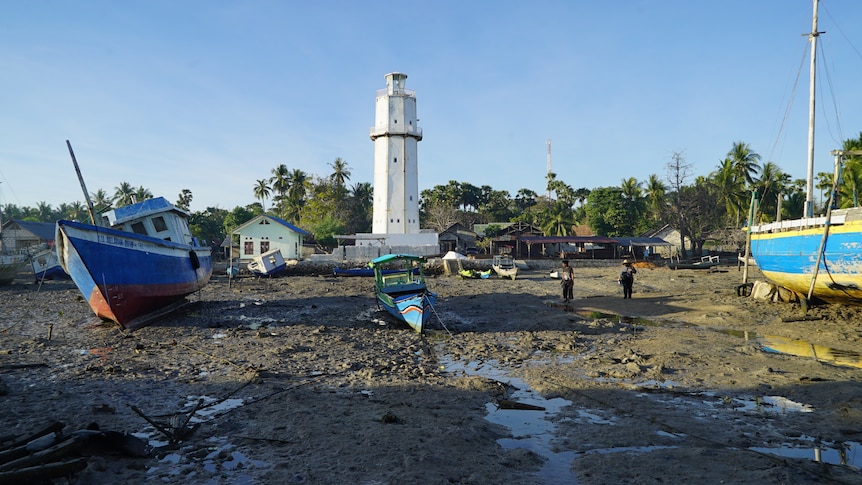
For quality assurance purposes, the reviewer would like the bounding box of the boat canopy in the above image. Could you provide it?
[369,253,426,267]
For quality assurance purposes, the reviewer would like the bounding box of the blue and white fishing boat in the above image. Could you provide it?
[30,244,69,281]
[247,248,287,277]
[56,197,213,329]
[55,141,212,329]
[748,0,862,304]
[368,254,437,332]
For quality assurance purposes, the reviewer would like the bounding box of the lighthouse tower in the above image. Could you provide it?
[370,72,422,234]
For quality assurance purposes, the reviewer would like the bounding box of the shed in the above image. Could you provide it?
[438,223,477,254]
[232,215,310,261]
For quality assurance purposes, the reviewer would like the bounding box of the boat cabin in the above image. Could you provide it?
[102,197,199,246]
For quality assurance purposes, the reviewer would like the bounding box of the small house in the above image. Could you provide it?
[232,215,310,261]
[438,223,477,255]
[1,220,56,251]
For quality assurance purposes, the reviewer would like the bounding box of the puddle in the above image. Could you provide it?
[750,436,862,468]
[572,309,862,369]
[759,335,862,369]
[441,358,580,484]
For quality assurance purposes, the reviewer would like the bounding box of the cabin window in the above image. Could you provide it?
[244,241,254,255]
[260,241,270,253]
[152,216,168,233]
[131,222,147,235]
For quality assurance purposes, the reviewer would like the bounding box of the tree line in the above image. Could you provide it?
[4,135,861,257]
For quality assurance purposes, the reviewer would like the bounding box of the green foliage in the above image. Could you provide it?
[310,215,345,249]
[585,187,631,236]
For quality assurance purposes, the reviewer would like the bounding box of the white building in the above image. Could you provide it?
[371,72,423,235]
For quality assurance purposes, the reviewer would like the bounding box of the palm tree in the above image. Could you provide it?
[620,177,642,200]
[35,201,53,222]
[113,182,136,207]
[545,172,557,201]
[727,141,761,187]
[755,162,790,222]
[710,158,748,226]
[281,169,309,222]
[134,186,153,203]
[573,187,591,207]
[541,203,575,237]
[90,189,113,214]
[514,188,538,211]
[644,174,667,223]
[253,179,271,212]
[328,157,351,188]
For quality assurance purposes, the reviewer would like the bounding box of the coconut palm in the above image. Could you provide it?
[90,189,113,214]
[710,158,748,226]
[134,186,153,203]
[727,141,761,187]
[644,174,667,223]
[253,179,271,212]
[620,177,642,200]
[754,162,790,222]
[113,182,136,207]
[328,157,351,188]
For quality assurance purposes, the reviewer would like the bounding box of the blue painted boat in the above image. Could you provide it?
[749,207,862,303]
[368,254,437,332]
[748,1,862,305]
[30,245,70,281]
[56,197,213,329]
[334,266,418,277]
[248,248,287,276]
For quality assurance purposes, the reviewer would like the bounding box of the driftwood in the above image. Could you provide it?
[0,457,88,484]
[0,421,149,483]
[0,435,87,472]
[496,399,546,411]
[131,399,203,445]
[0,421,64,452]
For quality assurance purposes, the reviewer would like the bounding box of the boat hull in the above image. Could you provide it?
[0,257,27,285]
[31,248,69,281]
[376,290,437,333]
[369,254,436,332]
[492,265,518,280]
[749,217,862,304]
[56,220,213,329]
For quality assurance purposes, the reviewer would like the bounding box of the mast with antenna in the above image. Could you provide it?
[804,0,822,217]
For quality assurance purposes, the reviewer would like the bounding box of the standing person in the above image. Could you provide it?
[560,260,574,302]
[619,259,637,298]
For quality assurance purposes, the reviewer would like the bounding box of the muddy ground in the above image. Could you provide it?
[1,260,861,484]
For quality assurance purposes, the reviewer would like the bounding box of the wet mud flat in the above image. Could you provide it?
[0,264,861,484]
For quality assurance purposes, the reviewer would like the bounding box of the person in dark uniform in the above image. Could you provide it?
[560,260,574,302]
[618,259,637,299]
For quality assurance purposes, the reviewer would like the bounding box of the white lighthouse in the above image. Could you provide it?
[370,72,422,234]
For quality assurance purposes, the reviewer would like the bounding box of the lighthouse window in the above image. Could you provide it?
[394,158,398,163]
[394,119,397,123]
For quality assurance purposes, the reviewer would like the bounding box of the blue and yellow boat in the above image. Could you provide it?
[369,254,437,332]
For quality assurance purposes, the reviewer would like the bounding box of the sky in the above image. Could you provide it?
[2,0,862,214]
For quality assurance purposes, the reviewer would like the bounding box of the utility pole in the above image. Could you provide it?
[546,139,552,199]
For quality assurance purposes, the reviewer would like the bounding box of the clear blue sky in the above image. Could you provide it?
[2,0,862,214]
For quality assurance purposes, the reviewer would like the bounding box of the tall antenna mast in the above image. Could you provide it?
[546,139,552,199]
